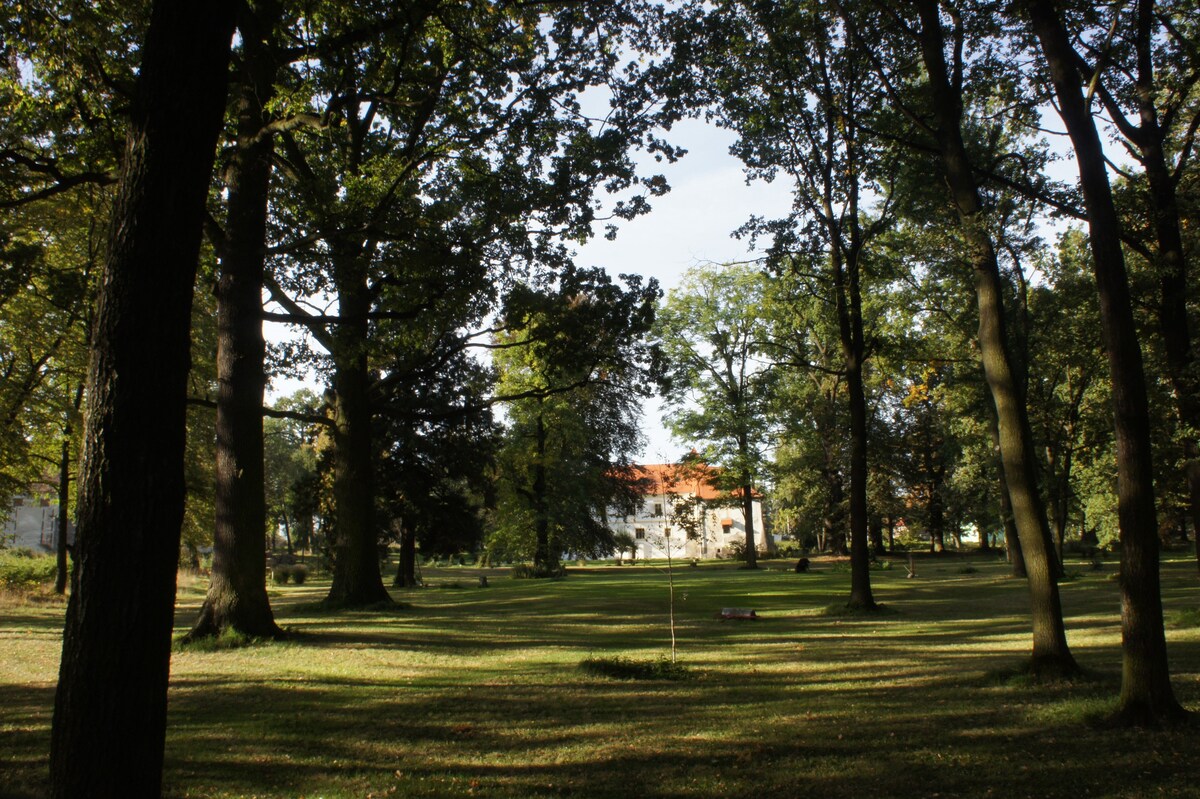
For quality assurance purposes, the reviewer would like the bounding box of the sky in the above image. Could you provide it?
[572,118,794,462]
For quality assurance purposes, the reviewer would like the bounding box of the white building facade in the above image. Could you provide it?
[604,464,768,561]
[2,494,71,553]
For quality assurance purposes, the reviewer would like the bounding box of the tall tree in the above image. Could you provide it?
[656,263,775,569]
[48,0,237,795]
[1021,0,1190,724]
[672,0,895,607]
[188,0,288,640]
[491,268,659,575]
[834,0,1076,674]
[265,1,672,606]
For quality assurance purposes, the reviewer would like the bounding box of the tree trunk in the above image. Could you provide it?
[324,256,390,606]
[869,513,885,557]
[54,433,71,595]
[1128,0,1200,578]
[915,0,1074,674]
[189,7,283,639]
[1024,0,1187,721]
[928,470,945,554]
[822,463,846,555]
[532,405,557,575]
[990,406,1027,576]
[48,1,236,795]
[394,521,418,587]
[741,480,758,569]
[841,274,875,607]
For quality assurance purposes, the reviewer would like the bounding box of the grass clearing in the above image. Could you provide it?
[2,553,1199,798]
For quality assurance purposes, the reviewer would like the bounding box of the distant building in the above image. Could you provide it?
[2,493,73,553]
[604,463,768,560]
[2,482,73,551]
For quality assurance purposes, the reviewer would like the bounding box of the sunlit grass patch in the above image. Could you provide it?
[3,555,1200,798]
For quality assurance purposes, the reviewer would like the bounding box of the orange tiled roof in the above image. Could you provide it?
[625,463,727,501]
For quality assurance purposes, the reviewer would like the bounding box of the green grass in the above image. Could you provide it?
[2,553,1199,798]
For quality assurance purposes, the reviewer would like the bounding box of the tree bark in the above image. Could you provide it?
[393,521,418,587]
[325,281,390,605]
[837,252,875,607]
[739,429,758,569]
[189,2,283,640]
[532,406,556,575]
[1127,0,1200,578]
[1024,0,1187,721]
[915,0,1075,675]
[741,480,758,568]
[54,433,71,595]
[48,1,236,795]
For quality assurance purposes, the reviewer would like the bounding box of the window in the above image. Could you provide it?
[635,528,645,540]
[664,527,672,537]
[653,503,663,517]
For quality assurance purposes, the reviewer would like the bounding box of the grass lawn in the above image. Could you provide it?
[3,552,1199,798]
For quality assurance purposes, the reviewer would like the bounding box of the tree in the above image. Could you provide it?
[187,0,289,641]
[674,0,893,606]
[491,267,659,576]
[263,1,673,605]
[378,355,498,588]
[48,1,237,796]
[1021,0,1190,724]
[656,263,775,569]
[263,390,322,558]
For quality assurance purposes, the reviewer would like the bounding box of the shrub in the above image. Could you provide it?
[511,562,566,579]
[272,565,291,584]
[579,655,690,681]
[0,552,58,588]
[1174,609,1200,629]
[291,564,308,584]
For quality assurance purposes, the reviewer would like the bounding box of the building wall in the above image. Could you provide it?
[605,490,768,561]
[2,496,68,552]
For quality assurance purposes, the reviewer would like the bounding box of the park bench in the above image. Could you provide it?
[718,607,757,620]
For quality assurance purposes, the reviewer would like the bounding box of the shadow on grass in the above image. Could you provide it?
[6,559,1200,798]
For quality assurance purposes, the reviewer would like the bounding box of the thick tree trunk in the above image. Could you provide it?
[324,261,390,606]
[841,284,875,608]
[915,0,1075,675]
[48,2,236,796]
[1025,0,1186,721]
[189,8,282,640]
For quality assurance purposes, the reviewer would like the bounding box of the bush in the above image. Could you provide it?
[1173,608,1200,629]
[0,551,58,587]
[579,655,690,681]
[272,565,291,584]
[511,562,566,579]
[291,564,308,584]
